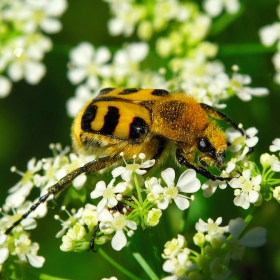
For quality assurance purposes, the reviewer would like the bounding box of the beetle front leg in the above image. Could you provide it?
[176,149,230,181]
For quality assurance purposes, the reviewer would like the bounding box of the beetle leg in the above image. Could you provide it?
[88,222,100,252]
[5,155,120,235]
[176,148,230,181]
[200,103,245,136]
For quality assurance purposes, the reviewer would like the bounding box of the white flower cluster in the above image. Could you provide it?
[0,143,94,270]
[202,0,241,17]
[261,138,280,202]
[162,217,267,280]
[202,126,260,208]
[202,134,280,209]
[259,3,280,85]
[66,41,162,117]
[0,0,68,98]
[58,154,201,252]
[65,0,268,118]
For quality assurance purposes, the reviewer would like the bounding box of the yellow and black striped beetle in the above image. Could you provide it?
[5,88,245,244]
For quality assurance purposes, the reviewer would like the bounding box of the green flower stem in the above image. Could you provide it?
[99,248,142,280]
[133,172,143,205]
[122,198,139,209]
[178,209,189,234]
[133,252,160,280]
[244,207,258,224]
[219,43,276,56]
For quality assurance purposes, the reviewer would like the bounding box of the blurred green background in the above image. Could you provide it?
[0,0,280,279]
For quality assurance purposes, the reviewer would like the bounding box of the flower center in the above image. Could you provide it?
[22,170,33,184]
[207,223,219,233]
[165,186,178,199]
[126,163,140,171]
[112,215,127,230]
[103,187,114,199]
[242,180,253,192]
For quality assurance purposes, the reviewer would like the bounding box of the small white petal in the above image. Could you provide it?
[161,168,175,187]
[111,166,126,178]
[178,178,201,193]
[0,234,7,245]
[226,161,236,173]
[121,170,133,182]
[45,0,68,16]
[0,76,12,97]
[97,198,107,212]
[248,190,259,203]
[135,169,147,175]
[8,62,23,81]
[70,42,94,65]
[112,230,127,251]
[234,193,250,209]
[177,169,195,186]
[21,218,37,230]
[163,259,176,273]
[90,181,106,199]
[41,18,62,33]
[246,127,258,137]
[73,174,87,190]
[26,254,45,268]
[157,198,169,210]
[95,47,111,64]
[174,196,190,210]
[107,196,118,208]
[259,24,279,46]
[0,248,9,264]
[245,136,258,147]
[242,170,251,181]
[229,178,242,189]
[126,220,137,230]
[98,209,113,222]
[252,174,262,185]
[140,159,155,169]
[25,62,46,84]
[114,183,126,193]
[151,184,164,194]
[67,68,87,84]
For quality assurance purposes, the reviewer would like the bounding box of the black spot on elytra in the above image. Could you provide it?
[81,104,97,132]
[119,88,139,94]
[129,117,149,139]
[99,106,120,135]
[151,89,169,96]
[99,88,115,95]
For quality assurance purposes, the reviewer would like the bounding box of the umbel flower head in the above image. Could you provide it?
[57,153,202,253]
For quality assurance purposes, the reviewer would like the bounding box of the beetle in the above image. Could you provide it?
[5,87,245,237]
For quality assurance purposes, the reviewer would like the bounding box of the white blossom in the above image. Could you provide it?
[203,0,240,17]
[229,170,261,209]
[98,209,137,251]
[202,179,227,197]
[195,217,229,237]
[67,42,111,85]
[90,179,126,212]
[148,168,200,210]
[112,153,155,182]
[6,158,42,209]
[230,73,269,101]
[270,138,280,152]
[0,76,12,97]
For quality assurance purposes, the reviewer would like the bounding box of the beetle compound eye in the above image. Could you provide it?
[198,138,211,152]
